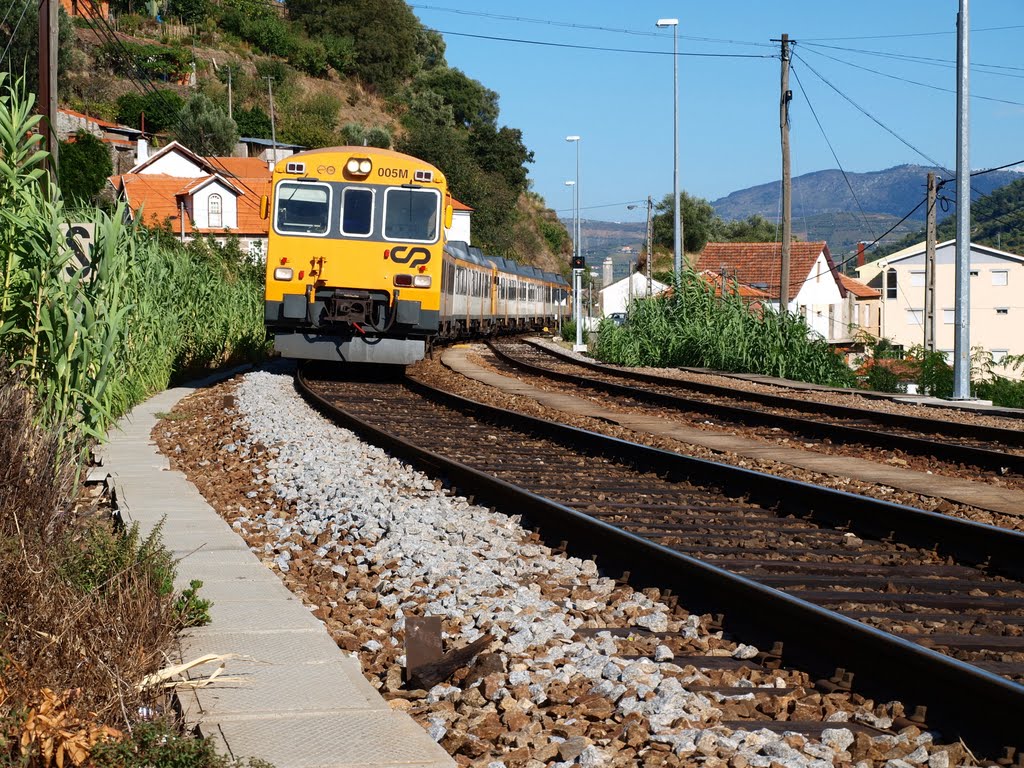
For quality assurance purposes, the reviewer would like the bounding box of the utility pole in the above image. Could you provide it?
[924,173,937,352]
[953,0,971,398]
[266,76,278,167]
[645,195,653,297]
[227,67,233,121]
[38,0,59,182]
[777,33,793,316]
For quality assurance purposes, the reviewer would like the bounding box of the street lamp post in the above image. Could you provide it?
[566,135,586,352]
[656,18,681,278]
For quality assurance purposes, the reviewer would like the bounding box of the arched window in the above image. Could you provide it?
[209,193,223,228]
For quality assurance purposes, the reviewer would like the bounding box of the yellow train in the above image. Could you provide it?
[262,146,569,364]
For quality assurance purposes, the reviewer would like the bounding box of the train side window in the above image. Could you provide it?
[341,187,374,236]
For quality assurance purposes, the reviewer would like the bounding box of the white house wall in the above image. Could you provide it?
[600,274,668,316]
[878,242,1024,378]
[792,253,845,340]
[139,152,205,177]
[191,184,239,230]
[446,211,471,245]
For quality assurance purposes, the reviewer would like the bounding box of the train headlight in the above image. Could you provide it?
[274,267,294,281]
[413,275,432,288]
[346,158,372,176]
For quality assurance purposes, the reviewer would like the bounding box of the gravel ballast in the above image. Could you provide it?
[155,368,972,768]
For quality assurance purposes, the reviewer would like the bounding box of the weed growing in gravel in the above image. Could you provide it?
[91,720,274,768]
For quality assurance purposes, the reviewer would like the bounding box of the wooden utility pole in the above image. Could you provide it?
[38,0,59,181]
[924,173,937,352]
[778,33,793,315]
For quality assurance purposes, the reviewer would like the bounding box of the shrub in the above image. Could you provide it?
[865,361,906,393]
[560,319,576,343]
[593,269,856,387]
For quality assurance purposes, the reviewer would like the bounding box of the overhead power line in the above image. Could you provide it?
[0,0,34,65]
[790,63,877,245]
[799,45,1024,107]
[428,28,773,58]
[412,4,773,49]
[800,41,1024,77]
[792,51,950,174]
[800,25,1024,42]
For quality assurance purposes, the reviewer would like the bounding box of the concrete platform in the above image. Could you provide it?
[444,347,1024,519]
[97,374,454,768]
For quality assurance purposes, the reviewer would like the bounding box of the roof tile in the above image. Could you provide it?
[696,241,837,301]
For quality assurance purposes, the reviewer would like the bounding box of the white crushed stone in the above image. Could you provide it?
[232,370,896,767]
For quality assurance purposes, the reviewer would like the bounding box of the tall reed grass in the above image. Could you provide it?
[0,76,265,441]
[593,270,856,387]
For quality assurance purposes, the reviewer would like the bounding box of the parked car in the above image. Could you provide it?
[607,312,627,326]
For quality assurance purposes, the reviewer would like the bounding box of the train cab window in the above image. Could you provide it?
[384,188,440,242]
[275,182,331,236]
[341,187,374,236]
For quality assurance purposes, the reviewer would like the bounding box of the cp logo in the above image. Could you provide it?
[389,246,431,268]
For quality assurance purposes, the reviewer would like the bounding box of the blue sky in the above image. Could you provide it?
[410,2,1024,224]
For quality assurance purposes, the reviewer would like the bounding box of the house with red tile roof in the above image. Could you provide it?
[108,141,271,258]
[696,241,856,341]
[838,274,881,339]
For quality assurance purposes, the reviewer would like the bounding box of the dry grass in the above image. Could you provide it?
[0,371,178,764]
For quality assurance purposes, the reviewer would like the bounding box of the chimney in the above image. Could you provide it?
[856,241,866,268]
[136,137,149,163]
[602,256,614,288]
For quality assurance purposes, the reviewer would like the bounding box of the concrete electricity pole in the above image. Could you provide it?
[267,77,278,166]
[645,195,653,297]
[924,173,937,352]
[777,33,793,315]
[38,0,59,181]
[227,67,233,121]
[953,0,971,398]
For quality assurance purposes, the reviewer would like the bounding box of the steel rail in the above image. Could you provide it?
[487,341,1024,475]
[295,367,1024,756]
[519,339,1024,447]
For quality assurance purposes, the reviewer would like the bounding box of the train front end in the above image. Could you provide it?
[264,147,450,365]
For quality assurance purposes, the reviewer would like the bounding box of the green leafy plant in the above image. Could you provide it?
[593,269,856,387]
[175,579,212,628]
[560,319,576,343]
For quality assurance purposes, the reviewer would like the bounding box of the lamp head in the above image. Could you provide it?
[565,135,581,142]
[656,18,678,27]
[564,180,575,186]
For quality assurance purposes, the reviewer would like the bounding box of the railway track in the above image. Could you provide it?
[296,366,1024,757]
[487,339,1024,478]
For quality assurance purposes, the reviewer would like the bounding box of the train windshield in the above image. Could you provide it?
[341,187,374,236]
[383,187,440,243]
[275,182,331,235]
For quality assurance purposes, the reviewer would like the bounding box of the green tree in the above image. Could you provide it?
[469,123,532,195]
[712,214,778,243]
[234,105,272,138]
[321,34,357,75]
[171,0,209,24]
[414,67,498,129]
[58,131,113,205]
[652,191,718,254]
[0,2,73,96]
[116,90,185,134]
[173,93,238,155]
[285,0,419,92]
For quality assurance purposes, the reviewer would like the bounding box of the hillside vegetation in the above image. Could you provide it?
[35,0,569,266]
[873,175,1024,259]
